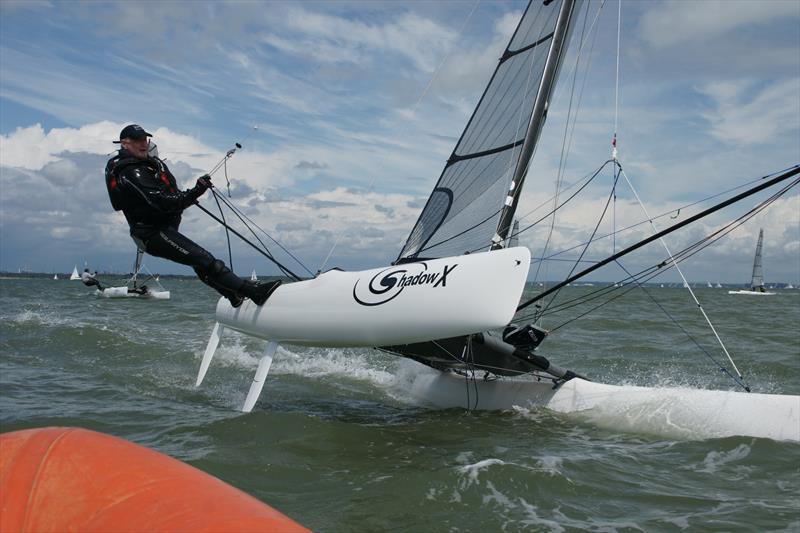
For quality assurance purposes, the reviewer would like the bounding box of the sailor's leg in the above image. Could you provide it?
[193,260,245,307]
[141,228,244,306]
[84,279,103,291]
[196,322,225,387]
[242,341,279,413]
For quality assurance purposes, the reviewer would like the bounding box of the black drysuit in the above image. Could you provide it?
[105,150,244,302]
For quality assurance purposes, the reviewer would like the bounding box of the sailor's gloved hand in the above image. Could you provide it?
[196,174,213,192]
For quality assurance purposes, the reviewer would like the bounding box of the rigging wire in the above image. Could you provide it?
[209,187,314,277]
[538,164,620,316]
[531,2,599,289]
[508,167,786,266]
[525,175,798,322]
[516,165,800,313]
[320,0,482,272]
[194,126,315,279]
[524,175,798,390]
[550,261,752,390]
[211,184,234,271]
[528,171,775,267]
[405,0,607,260]
[611,0,622,257]
[617,166,746,383]
[436,160,612,258]
[203,188,311,280]
[498,0,566,249]
[195,198,304,281]
[205,126,258,178]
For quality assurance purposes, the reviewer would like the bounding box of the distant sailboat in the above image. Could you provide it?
[69,266,80,280]
[250,270,258,281]
[99,249,170,300]
[728,229,775,295]
[715,282,723,288]
[53,274,59,280]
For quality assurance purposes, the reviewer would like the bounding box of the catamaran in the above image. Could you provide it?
[192,0,799,440]
[99,249,170,300]
[728,229,776,296]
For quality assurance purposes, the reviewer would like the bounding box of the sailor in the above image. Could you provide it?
[80,268,105,292]
[104,124,279,307]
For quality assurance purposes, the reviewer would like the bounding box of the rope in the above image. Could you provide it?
[211,185,234,271]
[208,187,313,278]
[529,171,775,268]
[532,180,796,321]
[529,174,798,390]
[195,200,304,281]
[539,163,620,316]
[517,165,800,311]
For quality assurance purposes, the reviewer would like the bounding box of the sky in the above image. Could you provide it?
[1,0,798,284]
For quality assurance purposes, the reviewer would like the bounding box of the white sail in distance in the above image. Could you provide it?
[751,228,765,290]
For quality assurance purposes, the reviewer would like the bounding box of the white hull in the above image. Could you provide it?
[407,372,800,441]
[727,290,775,295]
[98,286,170,300]
[216,247,531,347]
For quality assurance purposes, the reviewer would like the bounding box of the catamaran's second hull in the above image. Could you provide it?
[215,247,530,347]
[98,287,170,299]
[406,371,800,441]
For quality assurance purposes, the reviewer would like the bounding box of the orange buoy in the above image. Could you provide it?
[0,427,309,532]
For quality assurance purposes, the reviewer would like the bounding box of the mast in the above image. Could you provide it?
[132,249,143,290]
[751,228,764,290]
[493,0,579,248]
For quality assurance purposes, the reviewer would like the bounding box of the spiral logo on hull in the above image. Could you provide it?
[353,262,458,306]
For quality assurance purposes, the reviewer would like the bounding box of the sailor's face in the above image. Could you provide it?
[121,137,150,159]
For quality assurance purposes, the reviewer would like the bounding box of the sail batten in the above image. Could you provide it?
[397,0,579,261]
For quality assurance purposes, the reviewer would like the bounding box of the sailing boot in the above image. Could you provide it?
[239,280,282,306]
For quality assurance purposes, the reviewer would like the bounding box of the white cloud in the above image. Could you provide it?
[639,0,799,49]
[698,78,800,145]
[0,122,120,169]
[275,8,457,72]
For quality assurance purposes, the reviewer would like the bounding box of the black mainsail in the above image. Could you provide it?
[397,0,581,262]
[385,0,583,380]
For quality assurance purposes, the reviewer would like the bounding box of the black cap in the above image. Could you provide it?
[113,124,152,143]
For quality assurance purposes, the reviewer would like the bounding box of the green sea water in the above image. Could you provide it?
[1,277,799,532]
